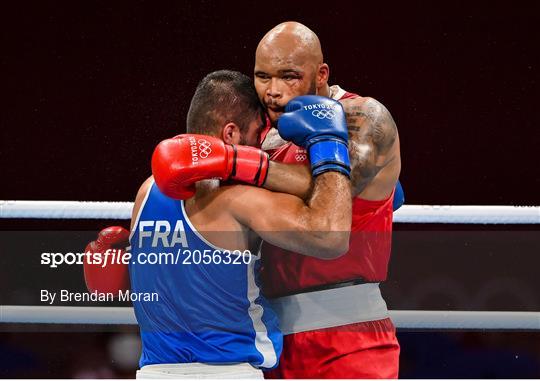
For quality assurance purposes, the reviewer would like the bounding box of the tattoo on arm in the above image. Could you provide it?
[346,99,397,149]
[344,98,398,192]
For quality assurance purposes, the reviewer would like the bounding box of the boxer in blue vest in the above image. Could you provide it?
[130,70,352,378]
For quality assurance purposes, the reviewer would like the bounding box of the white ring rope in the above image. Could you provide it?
[0,201,133,220]
[1,202,538,330]
[1,306,539,330]
[1,201,539,224]
[394,205,540,224]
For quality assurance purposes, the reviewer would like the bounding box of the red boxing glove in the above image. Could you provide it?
[152,134,269,199]
[83,226,130,294]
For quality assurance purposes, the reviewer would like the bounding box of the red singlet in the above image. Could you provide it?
[262,86,400,379]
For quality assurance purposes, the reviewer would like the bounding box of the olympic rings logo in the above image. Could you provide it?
[312,109,336,119]
[295,154,307,162]
[198,139,212,158]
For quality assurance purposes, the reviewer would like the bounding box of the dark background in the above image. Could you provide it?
[2,1,539,203]
[1,0,539,378]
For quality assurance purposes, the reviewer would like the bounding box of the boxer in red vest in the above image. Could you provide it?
[254,22,401,379]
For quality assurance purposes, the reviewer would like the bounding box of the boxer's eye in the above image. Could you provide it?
[282,73,301,81]
[255,72,271,81]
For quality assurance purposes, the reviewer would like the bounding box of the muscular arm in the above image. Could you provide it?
[228,172,351,259]
[342,97,399,196]
[264,161,312,200]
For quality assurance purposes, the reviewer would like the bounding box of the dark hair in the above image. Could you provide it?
[187,70,263,136]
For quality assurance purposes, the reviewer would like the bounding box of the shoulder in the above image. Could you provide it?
[130,176,154,228]
[207,184,268,229]
[135,176,154,204]
[342,96,396,135]
[342,96,398,157]
[340,96,391,118]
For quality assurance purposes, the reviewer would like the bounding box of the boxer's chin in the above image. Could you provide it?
[267,109,283,126]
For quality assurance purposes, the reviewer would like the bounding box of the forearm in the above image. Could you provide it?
[264,161,313,199]
[258,172,352,259]
[304,172,352,254]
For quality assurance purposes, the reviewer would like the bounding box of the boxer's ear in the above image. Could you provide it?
[222,122,241,144]
[316,63,329,92]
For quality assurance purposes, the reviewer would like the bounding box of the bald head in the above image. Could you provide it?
[257,21,323,66]
[254,22,330,124]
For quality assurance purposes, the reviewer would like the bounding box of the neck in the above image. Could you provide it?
[195,179,220,196]
[318,83,331,97]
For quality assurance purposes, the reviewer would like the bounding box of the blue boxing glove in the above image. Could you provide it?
[393,179,405,211]
[277,95,351,177]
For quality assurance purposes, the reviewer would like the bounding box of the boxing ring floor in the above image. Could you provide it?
[1,201,539,331]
